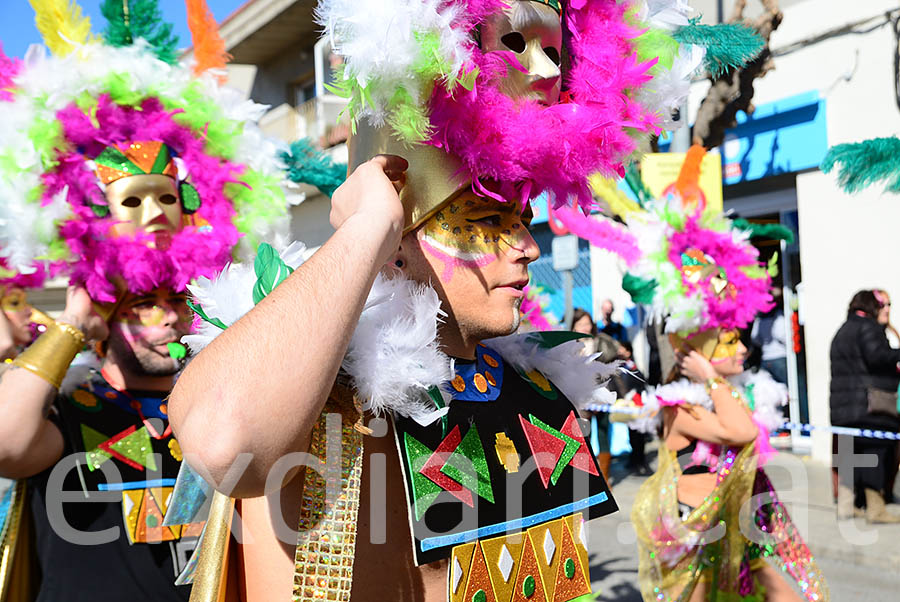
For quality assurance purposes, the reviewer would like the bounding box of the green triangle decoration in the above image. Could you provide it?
[108,426,157,471]
[404,433,442,520]
[529,415,579,486]
[81,424,113,471]
[441,424,494,504]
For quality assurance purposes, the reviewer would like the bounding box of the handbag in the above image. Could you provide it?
[867,387,900,418]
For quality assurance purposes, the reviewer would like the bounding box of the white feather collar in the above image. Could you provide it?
[183,242,618,425]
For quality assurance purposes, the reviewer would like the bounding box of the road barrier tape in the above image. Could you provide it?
[585,404,900,441]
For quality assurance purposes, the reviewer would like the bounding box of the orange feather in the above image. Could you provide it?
[185,0,230,82]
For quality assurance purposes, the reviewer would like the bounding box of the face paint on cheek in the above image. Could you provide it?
[419,199,526,282]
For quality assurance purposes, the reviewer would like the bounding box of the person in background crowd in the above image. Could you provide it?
[752,288,789,384]
[573,307,617,480]
[873,289,900,504]
[830,290,900,523]
[615,341,652,475]
[875,289,899,347]
[601,298,629,343]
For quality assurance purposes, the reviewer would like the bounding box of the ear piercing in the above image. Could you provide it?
[395,259,404,268]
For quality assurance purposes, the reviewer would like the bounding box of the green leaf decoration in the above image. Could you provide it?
[281,139,347,198]
[186,299,228,331]
[821,137,900,194]
[181,181,202,213]
[101,0,180,65]
[767,252,780,277]
[673,21,765,78]
[623,273,658,305]
[732,218,795,244]
[252,243,294,305]
[527,331,591,349]
[166,342,187,360]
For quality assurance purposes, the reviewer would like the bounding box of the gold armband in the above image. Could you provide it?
[11,321,85,389]
[705,377,730,394]
[705,377,744,403]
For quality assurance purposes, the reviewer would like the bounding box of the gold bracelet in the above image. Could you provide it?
[11,321,85,389]
[705,377,730,395]
[706,377,744,402]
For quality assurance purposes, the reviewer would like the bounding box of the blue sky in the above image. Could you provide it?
[1,1,248,59]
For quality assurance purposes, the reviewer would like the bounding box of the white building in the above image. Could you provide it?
[683,0,900,463]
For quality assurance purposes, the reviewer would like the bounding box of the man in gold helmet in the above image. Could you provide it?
[167,3,635,601]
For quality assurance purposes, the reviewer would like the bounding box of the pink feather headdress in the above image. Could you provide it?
[428,1,658,209]
[624,146,775,335]
[46,97,241,302]
[320,0,680,212]
[0,43,19,102]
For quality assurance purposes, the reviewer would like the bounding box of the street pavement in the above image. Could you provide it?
[586,445,900,601]
[4,445,899,599]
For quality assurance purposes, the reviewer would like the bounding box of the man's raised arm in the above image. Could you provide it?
[0,288,107,479]
[168,155,407,498]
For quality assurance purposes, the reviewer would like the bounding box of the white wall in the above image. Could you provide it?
[797,171,900,461]
[684,0,900,463]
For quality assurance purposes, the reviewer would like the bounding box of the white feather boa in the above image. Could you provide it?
[183,242,617,424]
[315,0,470,128]
[485,335,618,409]
[630,370,788,435]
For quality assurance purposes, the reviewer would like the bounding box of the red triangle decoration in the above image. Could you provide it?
[518,415,567,489]
[420,425,474,507]
[561,412,599,476]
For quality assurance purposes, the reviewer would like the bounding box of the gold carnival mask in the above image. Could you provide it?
[93,140,186,239]
[105,174,183,238]
[480,0,563,106]
[669,328,741,362]
[0,287,27,314]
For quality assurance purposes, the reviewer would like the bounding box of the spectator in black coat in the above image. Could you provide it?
[830,290,900,523]
[600,299,629,343]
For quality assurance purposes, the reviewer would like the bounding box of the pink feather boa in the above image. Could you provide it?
[552,205,640,265]
[0,43,19,102]
[427,0,658,209]
[668,216,774,331]
[520,285,554,331]
[0,260,49,290]
[44,96,242,302]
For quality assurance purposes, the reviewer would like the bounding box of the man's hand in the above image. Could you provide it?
[57,286,109,344]
[329,154,408,267]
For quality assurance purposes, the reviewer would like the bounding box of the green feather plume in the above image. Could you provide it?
[624,164,653,208]
[821,137,900,194]
[732,218,795,244]
[281,139,347,198]
[623,273,658,305]
[101,0,179,64]
[673,21,764,78]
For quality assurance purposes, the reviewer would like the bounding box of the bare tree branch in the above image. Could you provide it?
[692,0,783,149]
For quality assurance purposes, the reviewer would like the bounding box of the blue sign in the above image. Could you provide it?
[721,90,828,185]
